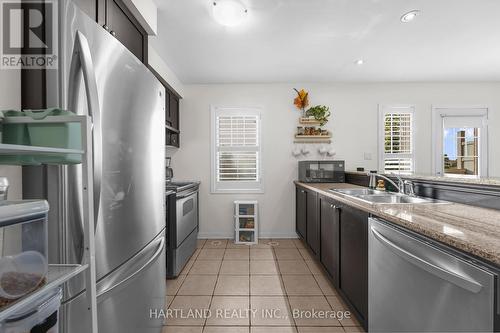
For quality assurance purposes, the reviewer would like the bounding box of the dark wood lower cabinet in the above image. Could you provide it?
[295,184,369,330]
[339,203,369,324]
[296,187,307,239]
[319,195,340,287]
[306,190,319,255]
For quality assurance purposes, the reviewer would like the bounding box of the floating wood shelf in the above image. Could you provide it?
[299,117,322,125]
[295,135,331,139]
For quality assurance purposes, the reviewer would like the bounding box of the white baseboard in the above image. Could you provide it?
[198,231,298,239]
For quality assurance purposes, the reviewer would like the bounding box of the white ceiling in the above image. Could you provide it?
[150,0,500,84]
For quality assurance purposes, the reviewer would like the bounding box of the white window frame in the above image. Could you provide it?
[210,106,264,194]
[378,105,415,174]
[431,105,488,178]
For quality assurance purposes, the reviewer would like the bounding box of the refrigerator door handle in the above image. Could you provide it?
[370,225,483,293]
[67,30,103,229]
[97,236,165,299]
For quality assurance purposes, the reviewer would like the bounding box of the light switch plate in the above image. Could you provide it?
[364,152,372,160]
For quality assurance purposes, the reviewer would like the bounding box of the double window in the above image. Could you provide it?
[379,105,415,174]
[211,106,263,193]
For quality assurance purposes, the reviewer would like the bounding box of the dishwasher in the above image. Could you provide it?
[368,217,499,332]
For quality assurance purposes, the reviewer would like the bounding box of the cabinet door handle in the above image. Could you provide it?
[301,190,306,193]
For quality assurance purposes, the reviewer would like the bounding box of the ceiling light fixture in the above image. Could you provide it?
[400,10,420,23]
[355,59,364,65]
[212,0,248,27]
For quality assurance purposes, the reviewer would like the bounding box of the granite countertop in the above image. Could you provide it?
[346,170,500,187]
[295,181,500,267]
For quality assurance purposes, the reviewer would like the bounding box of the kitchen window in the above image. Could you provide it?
[211,106,263,193]
[432,106,488,178]
[378,105,415,174]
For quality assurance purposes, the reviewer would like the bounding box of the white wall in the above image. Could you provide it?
[0,70,22,200]
[170,82,500,239]
[148,46,185,97]
[122,0,157,35]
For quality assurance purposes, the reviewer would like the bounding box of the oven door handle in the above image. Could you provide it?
[177,190,198,199]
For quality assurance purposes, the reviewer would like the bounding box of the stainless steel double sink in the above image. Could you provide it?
[329,188,444,205]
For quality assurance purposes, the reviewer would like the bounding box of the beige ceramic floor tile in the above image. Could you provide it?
[270,239,298,248]
[314,274,337,296]
[250,249,275,260]
[282,275,323,296]
[206,296,250,326]
[305,259,325,275]
[189,260,222,275]
[325,296,362,327]
[227,242,253,249]
[250,296,294,326]
[325,296,348,312]
[166,295,211,326]
[339,313,362,327]
[177,275,217,296]
[251,327,297,333]
[297,327,344,333]
[197,249,226,260]
[166,275,187,295]
[252,239,272,249]
[292,239,306,249]
[250,260,279,275]
[298,248,316,261]
[220,260,250,275]
[180,258,196,275]
[224,248,250,260]
[197,239,207,249]
[204,239,228,249]
[342,326,365,332]
[214,275,250,296]
[288,296,342,327]
[163,326,203,333]
[250,275,285,295]
[278,260,311,275]
[274,248,303,260]
[166,294,174,308]
[204,327,249,333]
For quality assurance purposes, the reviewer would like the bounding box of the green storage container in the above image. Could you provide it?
[0,111,39,165]
[0,108,82,165]
[25,108,82,164]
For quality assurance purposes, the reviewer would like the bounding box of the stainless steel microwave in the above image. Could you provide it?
[298,160,345,183]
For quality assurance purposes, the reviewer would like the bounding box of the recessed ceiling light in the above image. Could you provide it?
[355,59,364,65]
[400,10,420,23]
[212,0,248,27]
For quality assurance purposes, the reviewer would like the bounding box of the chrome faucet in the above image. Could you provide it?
[367,172,414,195]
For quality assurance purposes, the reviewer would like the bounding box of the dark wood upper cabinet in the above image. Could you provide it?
[106,0,147,63]
[168,93,179,130]
[148,67,181,148]
[72,0,148,64]
[320,195,340,287]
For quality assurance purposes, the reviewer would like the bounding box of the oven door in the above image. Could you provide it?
[176,191,198,247]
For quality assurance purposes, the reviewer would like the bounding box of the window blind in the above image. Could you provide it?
[383,112,413,173]
[216,115,260,182]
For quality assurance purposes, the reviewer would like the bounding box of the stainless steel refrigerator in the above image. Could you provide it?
[23,1,166,332]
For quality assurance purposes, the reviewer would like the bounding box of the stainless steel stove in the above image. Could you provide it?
[165,181,200,278]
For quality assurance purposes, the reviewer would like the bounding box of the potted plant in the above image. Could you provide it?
[306,105,330,126]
